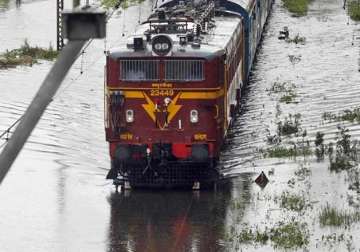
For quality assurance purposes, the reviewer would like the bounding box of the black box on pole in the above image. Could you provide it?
[62,8,106,40]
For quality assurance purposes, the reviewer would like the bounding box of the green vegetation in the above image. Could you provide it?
[280,92,297,103]
[329,127,356,172]
[266,145,312,158]
[267,81,298,104]
[322,112,337,121]
[321,233,355,251]
[329,155,353,172]
[101,0,145,9]
[294,164,311,179]
[348,0,360,21]
[286,34,306,44]
[277,114,301,136]
[282,0,310,16]
[280,192,306,211]
[233,222,309,249]
[267,81,296,94]
[322,108,360,123]
[315,132,325,159]
[319,204,360,227]
[288,54,302,64]
[0,0,10,8]
[348,169,360,193]
[269,222,309,249]
[236,228,269,245]
[0,40,58,69]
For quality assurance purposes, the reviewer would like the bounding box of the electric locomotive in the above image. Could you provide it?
[105,0,273,189]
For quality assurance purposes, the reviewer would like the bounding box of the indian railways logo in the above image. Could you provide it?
[142,92,182,129]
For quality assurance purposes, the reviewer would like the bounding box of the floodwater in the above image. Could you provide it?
[0,0,359,251]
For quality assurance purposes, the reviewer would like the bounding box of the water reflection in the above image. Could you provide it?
[107,176,252,252]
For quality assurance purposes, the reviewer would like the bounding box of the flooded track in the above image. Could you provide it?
[0,0,360,251]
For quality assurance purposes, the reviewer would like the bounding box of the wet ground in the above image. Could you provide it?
[0,0,360,251]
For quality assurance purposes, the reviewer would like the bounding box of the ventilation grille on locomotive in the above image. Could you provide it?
[165,60,204,81]
[120,60,159,81]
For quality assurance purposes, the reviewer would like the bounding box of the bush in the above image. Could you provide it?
[0,40,58,69]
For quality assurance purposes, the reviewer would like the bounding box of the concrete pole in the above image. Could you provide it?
[0,40,86,184]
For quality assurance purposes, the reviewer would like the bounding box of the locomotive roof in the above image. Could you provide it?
[155,0,256,14]
[108,13,242,60]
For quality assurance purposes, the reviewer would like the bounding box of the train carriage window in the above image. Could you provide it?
[119,60,159,81]
[164,60,204,81]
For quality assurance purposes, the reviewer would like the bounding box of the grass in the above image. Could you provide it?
[319,204,360,227]
[348,0,360,21]
[322,108,360,123]
[280,92,297,103]
[0,40,58,69]
[265,145,312,158]
[267,81,296,94]
[0,0,10,8]
[277,114,301,136]
[280,192,306,211]
[282,0,310,16]
[329,156,353,172]
[237,228,269,245]
[266,146,296,158]
[269,222,309,249]
[267,81,298,103]
[234,222,309,249]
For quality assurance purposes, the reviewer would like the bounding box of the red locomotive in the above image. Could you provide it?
[105,0,273,189]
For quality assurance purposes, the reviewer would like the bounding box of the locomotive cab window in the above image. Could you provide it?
[165,60,204,81]
[119,60,159,81]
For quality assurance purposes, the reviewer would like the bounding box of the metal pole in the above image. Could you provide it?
[0,40,86,184]
[57,0,64,51]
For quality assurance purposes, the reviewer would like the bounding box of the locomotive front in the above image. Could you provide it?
[105,9,226,189]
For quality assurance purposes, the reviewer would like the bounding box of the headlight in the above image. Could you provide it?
[190,110,198,123]
[154,43,169,50]
[126,109,134,123]
[152,35,172,56]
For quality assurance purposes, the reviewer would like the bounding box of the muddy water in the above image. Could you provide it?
[0,0,359,251]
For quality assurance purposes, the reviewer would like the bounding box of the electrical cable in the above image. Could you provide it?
[0,117,22,140]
